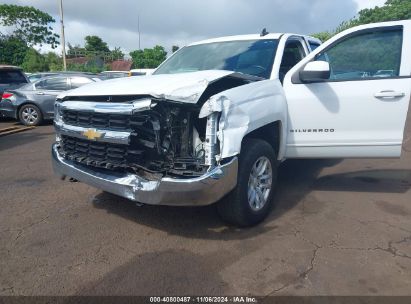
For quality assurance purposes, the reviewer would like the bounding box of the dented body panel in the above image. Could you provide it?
[201,79,287,160]
[59,70,255,104]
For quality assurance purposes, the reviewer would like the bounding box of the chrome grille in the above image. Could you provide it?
[61,109,148,131]
[61,135,143,168]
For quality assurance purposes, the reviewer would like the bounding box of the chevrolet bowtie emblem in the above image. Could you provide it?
[82,129,103,141]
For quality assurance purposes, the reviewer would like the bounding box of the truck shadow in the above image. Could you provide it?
[91,158,411,239]
[313,169,411,193]
[74,248,230,296]
[91,159,341,240]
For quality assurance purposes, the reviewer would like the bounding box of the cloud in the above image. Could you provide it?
[2,0,361,54]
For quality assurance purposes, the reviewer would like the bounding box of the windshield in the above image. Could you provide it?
[154,39,278,79]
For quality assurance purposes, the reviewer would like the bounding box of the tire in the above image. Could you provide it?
[19,104,43,126]
[217,138,278,227]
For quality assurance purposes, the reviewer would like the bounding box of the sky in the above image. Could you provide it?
[1,0,387,55]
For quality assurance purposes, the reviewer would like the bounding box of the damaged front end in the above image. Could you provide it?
[56,98,209,179]
[52,71,261,205]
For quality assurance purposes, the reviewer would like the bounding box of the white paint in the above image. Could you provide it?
[303,61,330,72]
[60,20,411,163]
[283,20,411,158]
[59,70,235,103]
[201,79,288,161]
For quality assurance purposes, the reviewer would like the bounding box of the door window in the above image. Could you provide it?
[280,40,305,83]
[36,77,69,90]
[309,42,321,51]
[316,28,403,81]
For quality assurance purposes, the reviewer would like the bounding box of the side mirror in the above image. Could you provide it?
[299,61,330,83]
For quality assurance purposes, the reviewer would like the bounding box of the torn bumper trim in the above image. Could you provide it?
[52,144,238,206]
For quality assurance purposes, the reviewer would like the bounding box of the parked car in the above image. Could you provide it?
[0,74,101,126]
[100,71,129,79]
[53,20,411,226]
[0,65,29,103]
[128,69,155,76]
[374,69,395,77]
[28,71,101,82]
[27,72,59,82]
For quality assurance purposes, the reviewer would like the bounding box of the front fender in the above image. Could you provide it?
[202,79,288,161]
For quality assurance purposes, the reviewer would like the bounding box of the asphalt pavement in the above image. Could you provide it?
[0,117,410,296]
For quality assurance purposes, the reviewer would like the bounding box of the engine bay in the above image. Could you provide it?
[126,102,209,177]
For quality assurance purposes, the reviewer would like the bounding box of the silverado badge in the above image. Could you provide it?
[82,129,103,141]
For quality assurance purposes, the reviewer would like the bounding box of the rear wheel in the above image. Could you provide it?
[217,138,277,226]
[19,104,43,126]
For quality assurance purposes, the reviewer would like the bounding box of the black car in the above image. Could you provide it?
[0,65,29,103]
[0,74,101,126]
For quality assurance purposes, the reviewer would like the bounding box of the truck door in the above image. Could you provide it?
[283,21,411,158]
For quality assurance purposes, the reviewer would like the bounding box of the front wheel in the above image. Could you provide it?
[19,104,43,126]
[217,138,278,226]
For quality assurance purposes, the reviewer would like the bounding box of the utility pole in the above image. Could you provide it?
[138,14,141,50]
[59,0,67,71]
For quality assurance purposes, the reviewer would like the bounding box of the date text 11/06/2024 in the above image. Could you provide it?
[149,296,258,303]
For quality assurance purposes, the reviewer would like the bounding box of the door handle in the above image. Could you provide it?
[374,90,405,99]
[36,92,45,95]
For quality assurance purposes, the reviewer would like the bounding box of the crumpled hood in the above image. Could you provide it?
[59,70,241,104]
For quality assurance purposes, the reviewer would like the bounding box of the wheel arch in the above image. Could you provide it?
[17,101,44,117]
[241,120,285,160]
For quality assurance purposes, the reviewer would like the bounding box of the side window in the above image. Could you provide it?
[316,28,402,81]
[36,77,69,90]
[279,40,305,83]
[0,70,27,84]
[309,42,321,51]
[70,77,92,89]
[35,80,45,89]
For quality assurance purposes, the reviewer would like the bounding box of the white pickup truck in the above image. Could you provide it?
[53,20,411,226]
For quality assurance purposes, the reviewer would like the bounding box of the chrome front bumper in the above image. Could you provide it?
[52,144,238,206]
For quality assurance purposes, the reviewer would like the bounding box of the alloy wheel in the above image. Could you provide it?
[21,107,39,125]
[247,156,273,211]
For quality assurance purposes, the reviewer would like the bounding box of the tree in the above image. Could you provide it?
[44,52,62,71]
[312,0,411,41]
[111,47,124,60]
[84,35,110,53]
[130,46,167,68]
[67,42,86,57]
[129,49,144,68]
[172,45,180,53]
[0,35,28,65]
[0,4,59,48]
[21,48,48,72]
[311,32,333,43]
[67,62,110,73]
[353,0,411,25]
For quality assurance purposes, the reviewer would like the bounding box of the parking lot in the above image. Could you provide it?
[0,114,410,296]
